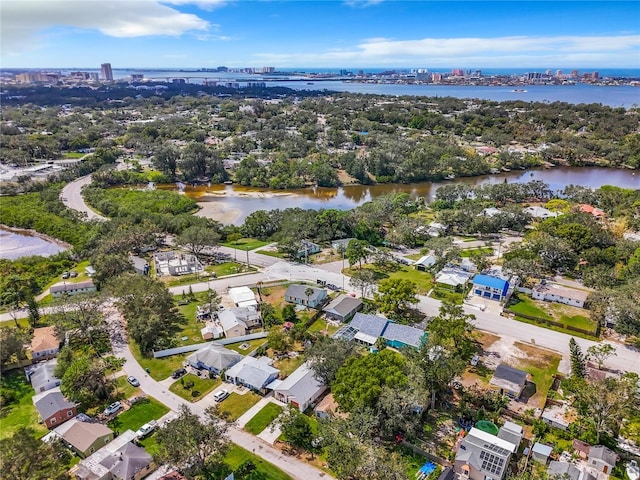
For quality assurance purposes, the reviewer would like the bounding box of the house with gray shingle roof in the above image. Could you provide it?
[323,294,363,323]
[32,387,76,429]
[336,312,426,349]
[225,356,280,393]
[382,323,426,349]
[186,343,243,374]
[285,284,327,309]
[29,359,61,393]
[489,364,529,399]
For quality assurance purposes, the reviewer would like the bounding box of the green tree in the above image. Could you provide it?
[332,349,407,412]
[267,326,292,354]
[306,336,356,385]
[282,304,297,323]
[586,343,617,370]
[345,239,370,269]
[0,328,28,372]
[427,301,476,357]
[155,404,230,479]
[178,225,221,264]
[304,287,314,309]
[26,295,40,328]
[51,294,107,353]
[59,354,113,404]
[277,406,316,452]
[374,278,418,319]
[349,268,378,297]
[153,143,180,178]
[569,338,587,378]
[0,427,71,480]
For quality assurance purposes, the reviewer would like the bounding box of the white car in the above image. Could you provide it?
[135,420,158,438]
[213,389,230,402]
[103,401,122,416]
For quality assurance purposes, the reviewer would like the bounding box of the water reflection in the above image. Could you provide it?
[0,228,67,260]
[158,167,638,225]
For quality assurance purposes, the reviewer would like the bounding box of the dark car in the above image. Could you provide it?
[171,368,187,379]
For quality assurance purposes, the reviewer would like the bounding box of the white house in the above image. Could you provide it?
[532,283,589,309]
[225,356,280,393]
[454,427,517,480]
[270,362,327,412]
[50,280,96,298]
[414,254,436,271]
[523,206,559,219]
[228,286,258,308]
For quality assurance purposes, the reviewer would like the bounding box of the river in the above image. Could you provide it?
[0,227,68,260]
[160,167,639,225]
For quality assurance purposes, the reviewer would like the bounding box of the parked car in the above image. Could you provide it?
[69,271,78,278]
[103,401,122,416]
[127,376,140,387]
[171,368,187,379]
[213,389,230,402]
[135,420,158,438]
[62,271,70,279]
[470,355,480,367]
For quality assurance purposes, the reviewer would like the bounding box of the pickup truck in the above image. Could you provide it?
[135,420,158,438]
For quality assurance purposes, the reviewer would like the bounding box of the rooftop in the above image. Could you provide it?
[473,274,509,290]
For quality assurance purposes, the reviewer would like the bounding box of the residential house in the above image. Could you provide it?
[30,326,60,360]
[531,443,553,464]
[323,295,363,323]
[435,267,473,290]
[541,402,573,430]
[186,343,243,374]
[129,255,150,275]
[573,439,591,460]
[85,266,96,277]
[50,280,96,298]
[314,393,344,420]
[426,222,447,237]
[532,283,589,309]
[284,284,327,309]
[414,254,437,271]
[271,362,327,412]
[472,274,510,302]
[225,356,280,393]
[200,323,224,340]
[588,445,617,476]
[228,286,258,308]
[480,207,502,217]
[382,322,426,349]
[28,359,61,393]
[218,310,248,338]
[331,238,355,251]
[454,427,517,480]
[523,206,559,219]
[61,419,114,458]
[497,421,523,450]
[489,364,528,399]
[296,240,320,259]
[71,430,155,480]
[334,313,425,349]
[154,251,202,276]
[32,387,76,428]
[548,461,597,480]
[231,305,262,329]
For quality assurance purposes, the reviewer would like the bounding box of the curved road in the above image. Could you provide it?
[60,174,106,221]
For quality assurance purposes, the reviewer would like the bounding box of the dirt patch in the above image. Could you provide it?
[259,285,288,307]
[513,342,560,369]
[474,331,500,351]
[312,249,342,265]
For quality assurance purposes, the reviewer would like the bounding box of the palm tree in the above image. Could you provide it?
[304,287,314,309]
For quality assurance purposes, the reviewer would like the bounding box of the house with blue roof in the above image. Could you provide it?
[335,313,426,350]
[472,274,510,302]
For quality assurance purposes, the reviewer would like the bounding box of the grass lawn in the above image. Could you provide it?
[307,318,339,336]
[396,444,442,479]
[0,370,48,440]
[224,444,292,480]
[218,392,262,421]
[259,285,289,308]
[114,375,140,400]
[222,238,270,251]
[164,262,254,288]
[256,249,286,258]
[405,253,424,261]
[175,292,210,346]
[62,151,87,159]
[169,373,221,402]
[244,403,284,435]
[130,342,187,381]
[514,342,561,408]
[548,303,596,331]
[108,397,169,433]
[274,354,305,377]
[430,286,465,305]
[508,294,552,320]
[460,246,494,257]
[225,338,267,354]
[346,265,434,294]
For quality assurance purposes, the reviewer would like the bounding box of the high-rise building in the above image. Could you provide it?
[100,63,113,81]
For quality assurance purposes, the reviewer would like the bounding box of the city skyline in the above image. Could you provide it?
[1,1,639,69]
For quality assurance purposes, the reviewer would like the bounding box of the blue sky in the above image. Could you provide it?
[2,1,639,69]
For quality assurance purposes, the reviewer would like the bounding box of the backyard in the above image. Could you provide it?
[130,342,187,381]
[168,373,221,402]
[345,264,434,294]
[0,370,48,440]
[222,238,270,252]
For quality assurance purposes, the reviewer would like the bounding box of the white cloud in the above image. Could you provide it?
[0,0,214,56]
[252,34,640,67]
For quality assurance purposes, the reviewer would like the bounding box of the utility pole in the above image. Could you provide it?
[246,248,250,269]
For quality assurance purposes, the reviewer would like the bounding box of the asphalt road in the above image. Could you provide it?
[60,174,106,221]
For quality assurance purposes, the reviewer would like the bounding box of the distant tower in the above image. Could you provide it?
[100,63,113,81]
